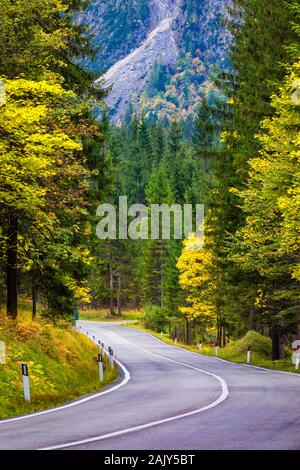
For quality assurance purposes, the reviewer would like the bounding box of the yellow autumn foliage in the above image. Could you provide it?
[177,234,217,322]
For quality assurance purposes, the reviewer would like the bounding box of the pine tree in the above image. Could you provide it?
[0,0,108,318]
[232,61,300,358]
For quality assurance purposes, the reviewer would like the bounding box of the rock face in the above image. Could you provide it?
[84,0,231,121]
[99,0,180,122]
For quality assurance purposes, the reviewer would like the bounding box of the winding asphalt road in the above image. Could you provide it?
[0,321,300,450]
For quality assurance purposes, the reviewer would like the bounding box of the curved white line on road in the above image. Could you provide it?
[39,335,229,450]
[138,328,300,378]
[0,350,130,425]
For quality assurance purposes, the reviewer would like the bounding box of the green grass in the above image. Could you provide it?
[0,308,118,419]
[125,324,300,375]
[79,307,144,322]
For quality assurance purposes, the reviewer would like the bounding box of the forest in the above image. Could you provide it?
[1,0,300,363]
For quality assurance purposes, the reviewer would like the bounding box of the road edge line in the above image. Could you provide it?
[39,329,229,450]
[132,327,300,378]
[0,347,130,425]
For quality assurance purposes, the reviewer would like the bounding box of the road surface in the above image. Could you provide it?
[0,321,300,450]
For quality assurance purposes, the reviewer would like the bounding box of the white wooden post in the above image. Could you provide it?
[0,341,5,365]
[109,348,114,369]
[98,354,104,382]
[22,364,30,402]
[247,346,251,364]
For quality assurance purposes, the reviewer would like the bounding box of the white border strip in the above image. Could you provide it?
[39,336,229,450]
[0,349,130,425]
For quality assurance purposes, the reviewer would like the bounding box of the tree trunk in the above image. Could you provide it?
[109,244,115,316]
[271,327,284,360]
[186,318,191,344]
[222,327,226,348]
[32,286,37,321]
[216,319,222,347]
[216,300,222,346]
[117,273,122,316]
[6,210,18,319]
[0,286,4,309]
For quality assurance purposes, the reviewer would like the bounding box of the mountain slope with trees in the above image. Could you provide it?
[85,0,300,360]
[1,0,300,373]
[83,0,231,122]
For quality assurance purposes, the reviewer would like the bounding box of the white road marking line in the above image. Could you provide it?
[0,346,130,425]
[136,328,300,378]
[39,326,229,450]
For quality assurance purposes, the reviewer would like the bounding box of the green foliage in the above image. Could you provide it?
[143,305,169,333]
[84,0,150,71]
[0,315,117,418]
[224,0,298,172]
[232,331,272,357]
[232,61,300,332]
[0,0,109,319]
[137,52,209,124]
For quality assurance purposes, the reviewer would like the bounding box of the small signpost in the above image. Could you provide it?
[21,364,30,402]
[174,338,178,344]
[247,346,251,364]
[215,343,219,356]
[197,342,202,352]
[74,309,79,323]
[0,341,5,365]
[98,354,104,383]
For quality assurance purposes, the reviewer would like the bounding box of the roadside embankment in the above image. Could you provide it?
[0,315,118,419]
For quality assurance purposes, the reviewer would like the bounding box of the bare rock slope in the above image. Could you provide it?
[97,0,181,122]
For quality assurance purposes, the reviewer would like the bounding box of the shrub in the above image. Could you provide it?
[232,331,272,357]
[143,305,169,333]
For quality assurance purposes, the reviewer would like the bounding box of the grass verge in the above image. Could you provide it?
[0,315,118,419]
[79,307,144,322]
[125,323,300,375]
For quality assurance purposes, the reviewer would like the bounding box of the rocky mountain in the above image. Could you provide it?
[83,0,231,122]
